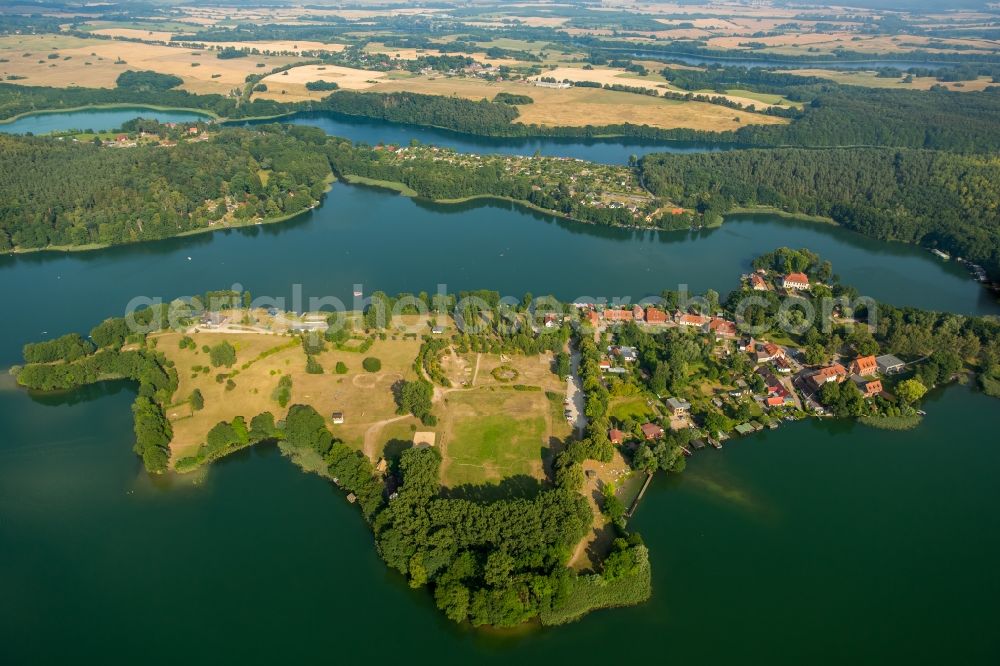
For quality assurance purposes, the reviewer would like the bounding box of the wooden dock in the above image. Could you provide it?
[626,472,654,518]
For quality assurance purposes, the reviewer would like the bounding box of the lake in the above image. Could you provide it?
[2,108,1000,665]
[2,367,998,664]
[0,106,211,135]
[1,184,996,369]
[282,111,733,164]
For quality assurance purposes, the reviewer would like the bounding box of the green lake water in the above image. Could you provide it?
[1,110,999,664]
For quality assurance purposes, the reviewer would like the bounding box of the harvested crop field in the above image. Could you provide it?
[0,34,299,93]
[787,68,998,93]
[373,76,787,130]
[254,64,387,101]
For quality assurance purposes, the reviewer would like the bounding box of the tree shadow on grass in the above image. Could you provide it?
[441,473,545,502]
[382,438,412,473]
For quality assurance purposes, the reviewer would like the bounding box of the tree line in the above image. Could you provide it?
[640,147,1000,274]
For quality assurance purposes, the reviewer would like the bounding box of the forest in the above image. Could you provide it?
[0,124,332,250]
[640,148,1000,273]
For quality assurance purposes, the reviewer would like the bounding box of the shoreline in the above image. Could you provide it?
[0,103,303,129]
[0,103,219,126]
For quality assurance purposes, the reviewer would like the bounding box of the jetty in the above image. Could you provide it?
[626,472,655,518]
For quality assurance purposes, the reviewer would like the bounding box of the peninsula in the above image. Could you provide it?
[13,251,1000,627]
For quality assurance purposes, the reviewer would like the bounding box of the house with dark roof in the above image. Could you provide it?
[665,397,691,416]
[876,354,906,375]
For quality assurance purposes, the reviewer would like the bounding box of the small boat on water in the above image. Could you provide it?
[353,290,363,297]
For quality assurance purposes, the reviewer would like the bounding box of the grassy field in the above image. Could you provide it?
[787,68,998,93]
[608,396,657,422]
[154,321,571,489]
[155,329,423,462]
[0,34,300,93]
[373,76,787,131]
[438,388,550,487]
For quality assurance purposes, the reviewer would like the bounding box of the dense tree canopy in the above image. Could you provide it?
[641,148,1000,272]
[0,125,331,250]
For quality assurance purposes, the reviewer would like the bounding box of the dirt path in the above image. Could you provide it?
[362,414,410,460]
[470,353,482,386]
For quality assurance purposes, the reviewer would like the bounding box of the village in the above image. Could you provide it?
[576,266,918,456]
[53,119,212,148]
[363,143,671,224]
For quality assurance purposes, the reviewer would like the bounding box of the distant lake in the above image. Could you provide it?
[0,106,211,135]
[0,106,733,164]
[628,50,960,70]
[281,111,734,164]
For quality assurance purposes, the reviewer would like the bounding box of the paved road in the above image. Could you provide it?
[565,350,588,433]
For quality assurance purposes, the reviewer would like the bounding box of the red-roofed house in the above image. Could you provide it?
[783,272,810,290]
[707,317,737,338]
[774,356,793,374]
[641,422,665,440]
[609,429,625,445]
[604,308,634,322]
[755,343,785,363]
[850,355,878,376]
[678,313,708,328]
[632,305,644,322]
[750,273,768,291]
[809,363,848,390]
[645,307,668,324]
[587,310,600,327]
[852,376,883,398]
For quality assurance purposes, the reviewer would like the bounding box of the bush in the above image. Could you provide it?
[362,357,381,372]
[272,375,293,407]
[305,80,339,91]
[494,91,533,105]
[209,341,237,368]
[491,365,519,382]
[335,361,348,374]
[116,70,183,91]
[305,355,324,374]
